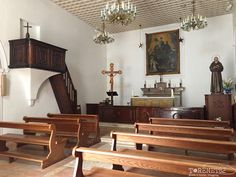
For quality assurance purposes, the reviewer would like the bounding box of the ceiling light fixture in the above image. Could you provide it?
[180,0,207,32]
[101,0,137,26]
[93,21,115,45]
[225,0,233,12]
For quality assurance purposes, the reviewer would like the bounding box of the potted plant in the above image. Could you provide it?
[223,78,233,94]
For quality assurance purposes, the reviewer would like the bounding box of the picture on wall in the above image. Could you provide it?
[146,29,180,75]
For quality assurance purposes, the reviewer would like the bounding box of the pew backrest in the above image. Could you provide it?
[110,131,236,156]
[135,123,234,141]
[47,113,100,136]
[23,116,81,134]
[149,117,230,128]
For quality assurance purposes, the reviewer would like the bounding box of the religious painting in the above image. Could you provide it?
[146,29,180,75]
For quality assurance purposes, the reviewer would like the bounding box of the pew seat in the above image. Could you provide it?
[0,121,66,168]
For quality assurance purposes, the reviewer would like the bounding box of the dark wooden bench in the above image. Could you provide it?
[149,117,230,128]
[73,147,236,177]
[111,131,236,160]
[47,113,100,145]
[135,122,234,141]
[0,121,66,169]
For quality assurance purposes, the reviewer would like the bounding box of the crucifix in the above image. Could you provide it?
[24,22,32,38]
[102,63,122,105]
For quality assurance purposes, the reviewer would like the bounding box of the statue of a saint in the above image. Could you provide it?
[210,56,224,94]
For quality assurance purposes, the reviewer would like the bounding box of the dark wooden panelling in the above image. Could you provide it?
[205,94,232,126]
[9,38,66,72]
[98,105,205,123]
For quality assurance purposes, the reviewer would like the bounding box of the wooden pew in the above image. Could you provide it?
[111,131,236,160]
[149,117,230,128]
[73,147,236,177]
[135,123,234,141]
[0,121,66,169]
[23,116,90,147]
[47,113,100,145]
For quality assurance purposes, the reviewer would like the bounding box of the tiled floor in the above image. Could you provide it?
[0,155,74,177]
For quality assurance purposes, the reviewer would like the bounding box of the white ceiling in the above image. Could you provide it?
[51,0,231,33]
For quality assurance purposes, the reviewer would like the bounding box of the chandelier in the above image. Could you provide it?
[101,0,137,26]
[180,0,207,31]
[225,0,233,12]
[93,22,115,44]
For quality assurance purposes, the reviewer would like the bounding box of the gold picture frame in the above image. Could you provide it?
[146,29,180,75]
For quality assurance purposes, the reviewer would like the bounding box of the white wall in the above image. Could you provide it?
[0,0,106,124]
[107,14,234,107]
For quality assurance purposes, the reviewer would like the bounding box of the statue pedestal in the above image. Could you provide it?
[205,94,232,126]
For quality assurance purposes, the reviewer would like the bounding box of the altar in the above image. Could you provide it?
[131,97,174,107]
[136,81,185,106]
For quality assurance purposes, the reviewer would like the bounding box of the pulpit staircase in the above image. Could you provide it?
[9,38,80,113]
[49,65,80,114]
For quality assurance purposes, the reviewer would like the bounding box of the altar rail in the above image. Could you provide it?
[87,104,206,124]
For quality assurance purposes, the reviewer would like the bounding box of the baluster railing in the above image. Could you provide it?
[62,65,78,113]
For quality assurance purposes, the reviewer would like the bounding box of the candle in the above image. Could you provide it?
[131,90,134,97]
[171,89,174,97]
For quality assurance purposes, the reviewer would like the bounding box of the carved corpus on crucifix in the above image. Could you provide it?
[101,63,122,105]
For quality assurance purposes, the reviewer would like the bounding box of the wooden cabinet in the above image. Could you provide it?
[98,105,205,123]
[9,38,67,72]
[205,94,232,125]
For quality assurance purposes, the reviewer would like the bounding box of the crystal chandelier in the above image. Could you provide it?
[225,0,233,12]
[93,22,115,44]
[101,0,137,26]
[180,0,207,31]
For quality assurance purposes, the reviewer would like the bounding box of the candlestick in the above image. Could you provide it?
[171,89,174,97]
[160,75,163,82]
[180,79,182,87]
[168,80,171,88]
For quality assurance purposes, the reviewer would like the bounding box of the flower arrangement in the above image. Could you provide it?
[223,78,233,94]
